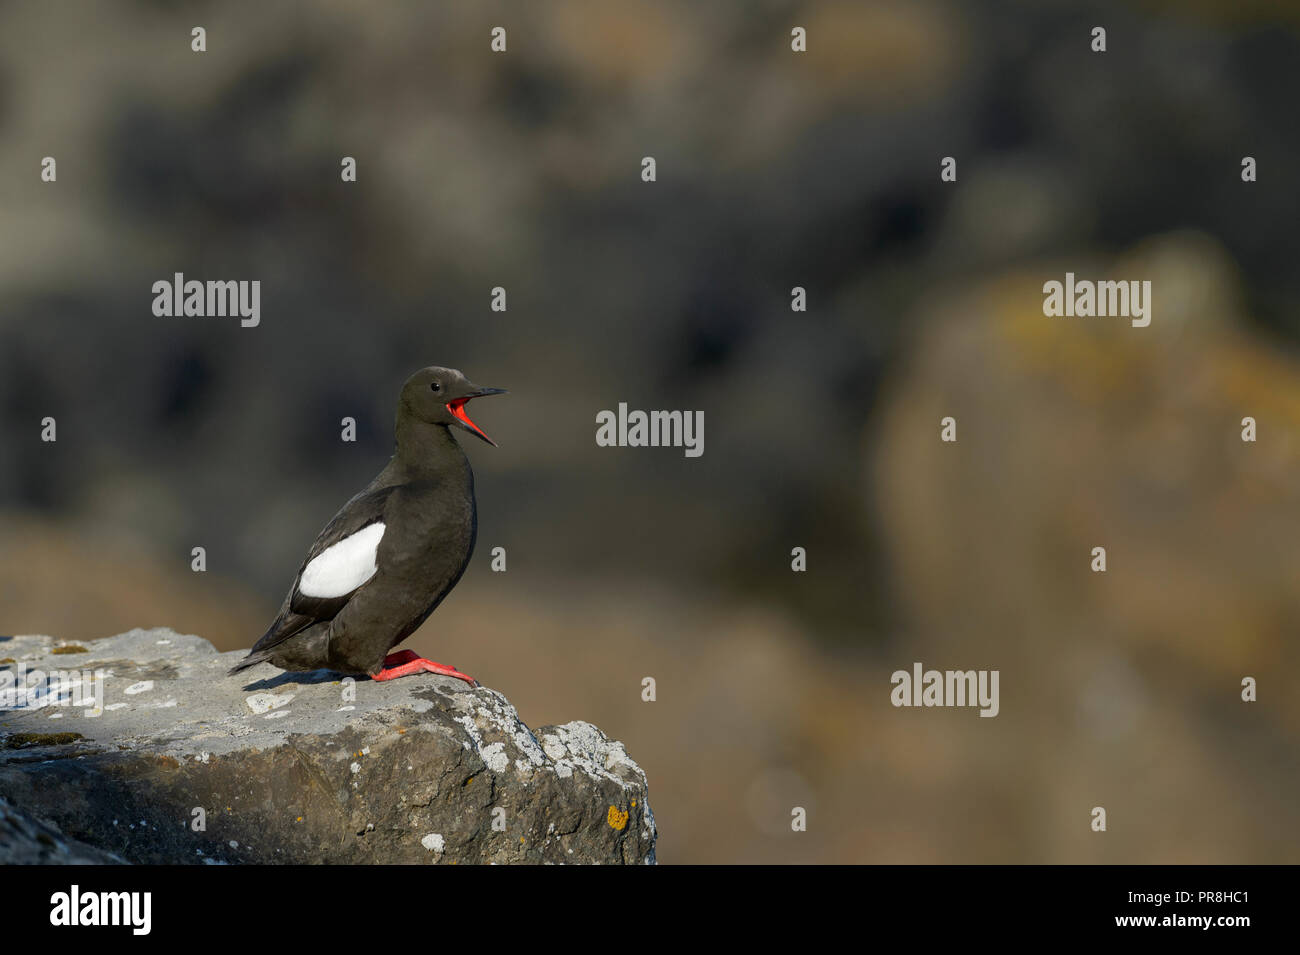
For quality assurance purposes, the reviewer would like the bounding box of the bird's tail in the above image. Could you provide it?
[227,650,273,676]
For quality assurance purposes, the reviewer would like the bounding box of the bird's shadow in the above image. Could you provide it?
[238,668,348,691]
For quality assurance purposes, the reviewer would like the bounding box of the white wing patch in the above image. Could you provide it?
[298,522,385,598]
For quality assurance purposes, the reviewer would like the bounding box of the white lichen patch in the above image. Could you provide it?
[421,833,444,852]
[545,721,647,791]
[512,728,546,766]
[244,692,294,715]
[480,742,508,774]
[453,713,485,750]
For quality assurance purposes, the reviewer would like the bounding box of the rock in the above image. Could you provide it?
[872,232,1300,684]
[0,628,655,864]
[863,234,1300,863]
[0,794,126,864]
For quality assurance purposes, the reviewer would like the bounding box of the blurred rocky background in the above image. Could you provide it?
[1,0,1298,862]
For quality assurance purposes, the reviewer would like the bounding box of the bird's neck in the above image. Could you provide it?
[390,417,469,482]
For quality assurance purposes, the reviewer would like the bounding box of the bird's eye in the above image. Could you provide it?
[430,382,441,392]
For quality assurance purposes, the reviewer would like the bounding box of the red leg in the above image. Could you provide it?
[372,651,478,687]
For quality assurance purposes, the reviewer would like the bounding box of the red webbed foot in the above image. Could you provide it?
[372,650,478,687]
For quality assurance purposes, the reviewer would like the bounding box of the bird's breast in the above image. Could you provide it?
[380,485,476,581]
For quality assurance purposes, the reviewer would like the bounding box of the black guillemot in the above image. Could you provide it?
[229,366,505,686]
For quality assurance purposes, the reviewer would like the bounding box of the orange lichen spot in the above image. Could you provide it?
[607,806,629,831]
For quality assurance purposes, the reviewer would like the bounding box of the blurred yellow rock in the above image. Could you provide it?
[872,230,1300,705]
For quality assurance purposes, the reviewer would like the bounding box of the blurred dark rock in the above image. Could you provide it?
[0,794,126,864]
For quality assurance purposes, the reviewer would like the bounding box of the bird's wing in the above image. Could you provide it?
[249,485,398,655]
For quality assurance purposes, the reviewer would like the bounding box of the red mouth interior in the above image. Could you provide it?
[447,398,491,441]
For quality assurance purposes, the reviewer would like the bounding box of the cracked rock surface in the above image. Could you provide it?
[0,628,655,864]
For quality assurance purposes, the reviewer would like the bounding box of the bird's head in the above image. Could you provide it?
[400,366,506,446]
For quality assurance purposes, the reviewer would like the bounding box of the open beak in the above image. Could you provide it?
[447,387,506,446]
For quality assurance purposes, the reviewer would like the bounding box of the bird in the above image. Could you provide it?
[228,366,505,686]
